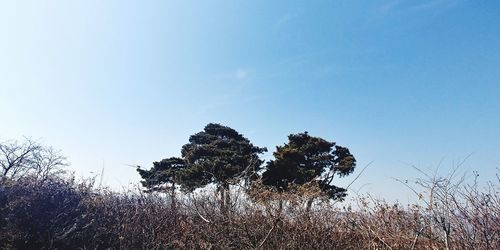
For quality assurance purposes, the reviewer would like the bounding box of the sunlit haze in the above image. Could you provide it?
[1,0,499,203]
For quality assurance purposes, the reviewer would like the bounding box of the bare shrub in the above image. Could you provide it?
[0,138,67,181]
[0,167,497,249]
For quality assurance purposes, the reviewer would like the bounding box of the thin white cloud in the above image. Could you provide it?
[213,68,255,81]
[275,8,303,28]
[235,68,254,80]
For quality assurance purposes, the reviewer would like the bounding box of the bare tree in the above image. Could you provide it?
[0,137,68,180]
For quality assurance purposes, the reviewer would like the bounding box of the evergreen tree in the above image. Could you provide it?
[261,132,356,206]
[137,157,186,193]
[137,157,186,210]
[137,123,266,213]
[180,123,266,212]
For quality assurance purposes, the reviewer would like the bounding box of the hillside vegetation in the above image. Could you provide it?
[0,172,498,249]
[1,127,498,249]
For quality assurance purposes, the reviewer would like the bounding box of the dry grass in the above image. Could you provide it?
[0,169,498,249]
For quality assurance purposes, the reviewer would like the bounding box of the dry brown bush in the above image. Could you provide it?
[0,169,498,249]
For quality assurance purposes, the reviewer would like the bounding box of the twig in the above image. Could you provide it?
[256,218,279,249]
[367,225,393,250]
[345,161,373,191]
[410,227,423,250]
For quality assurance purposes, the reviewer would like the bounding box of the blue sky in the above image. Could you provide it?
[1,0,499,202]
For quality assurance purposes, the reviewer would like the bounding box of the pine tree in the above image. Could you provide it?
[137,157,186,210]
[180,123,266,212]
[261,132,356,208]
[138,123,266,213]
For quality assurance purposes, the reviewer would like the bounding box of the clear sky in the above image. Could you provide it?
[1,0,499,202]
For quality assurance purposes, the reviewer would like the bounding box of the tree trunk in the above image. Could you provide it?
[278,199,283,216]
[221,182,231,216]
[218,186,225,213]
[170,184,176,211]
[306,198,314,212]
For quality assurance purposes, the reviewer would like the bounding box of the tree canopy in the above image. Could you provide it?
[137,157,186,193]
[137,125,356,209]
[180,123,267,191]
[261,132,356,200]
[138,123,267,193]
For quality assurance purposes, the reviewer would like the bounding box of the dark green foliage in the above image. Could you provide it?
[261,132,356,200]
[180,123,267,190]
[137,157,186,192]
[138,123,267,193]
